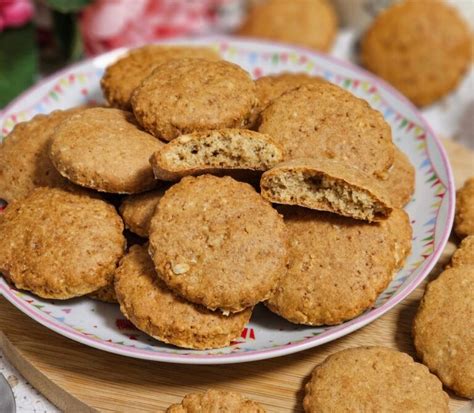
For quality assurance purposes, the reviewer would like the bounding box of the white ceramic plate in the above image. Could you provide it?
[0,37,454,364]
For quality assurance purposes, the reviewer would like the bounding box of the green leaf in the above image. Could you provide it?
[0,24,38,108]
[45,0,92,13]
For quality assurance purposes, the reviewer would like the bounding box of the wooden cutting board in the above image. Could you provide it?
[0,139,472,413]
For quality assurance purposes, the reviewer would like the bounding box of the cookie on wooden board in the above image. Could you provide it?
[0,187,125,299]
[455,177,474,238]
[304,346,449,412]
[148,175,288,314]
[115,245,252,350]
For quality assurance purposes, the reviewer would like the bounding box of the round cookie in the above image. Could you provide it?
[378,146,415,208]
[167,389,266,413]
[304,346,449,412]
[237,0,338,52]
[131,58,258,141]
[101,45,220,110]
[149,175,288,313]
[49,108,163,194]
[455,177,474,238]
[382,208,412,270]
[259,82,394,177]
[361,0,471,107]
[115,245,252,350]
[266,207,399,325]
[0,187,125,299]
[0,109,79,203]
[89,282,117,304]
[450,235,474,268]
[119,188,166,237]
[413,265,474,398]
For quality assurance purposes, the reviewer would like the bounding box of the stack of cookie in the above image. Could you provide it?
[0,44,415,350]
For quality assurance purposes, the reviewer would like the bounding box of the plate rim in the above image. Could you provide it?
[0,35,455,365]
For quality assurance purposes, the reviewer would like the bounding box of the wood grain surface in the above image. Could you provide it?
[0,139,472,413]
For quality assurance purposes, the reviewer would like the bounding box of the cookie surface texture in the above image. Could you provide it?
[455,177,474,238]
[149,175,288,313]
[450,235,474,268]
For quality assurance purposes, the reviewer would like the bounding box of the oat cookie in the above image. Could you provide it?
[259,82,394,177]
[266,207,401,325]
[131,58,257,141]
[101,45,220,110]
[149,175,288,313]
[50,108,163,194]
[0,109,79,202]
[450,235,474,268]
[413,265,474,398]
[119,188,166,237]
[0,188,125,299]
[382,208,412,270]
[237,0,337,52]
[115,245,252,350]
[89,282,117,304]
[304,346,449,412]
[378,146,415,208]
[260,158,392,222]
[455,177,474,238]
[150,129,283,181]
[361,0,471,106]
[167,389,266,413]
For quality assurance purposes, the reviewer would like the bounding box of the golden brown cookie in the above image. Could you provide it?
[455,177,474,238]
[119,188,166,237]
[0,109,79,203]
[50,108,163,194]
[237,0,338,52]
[131,58,258,141]
[167,389,266,413]
[149,175,288,313]
[259,82,394,177]
[450,235,474,268]
[0,187,125,299]
[260,158,392,222]
[383,208,412,270]
[413,265,474,398]
[115,245,252,350]
[101,45,220,110]
[377,146,415,208]
[150,129,283,181]
[88,282,117,304]
[361,0,471,107]
[304,346,449,412]
[266,207,401,325]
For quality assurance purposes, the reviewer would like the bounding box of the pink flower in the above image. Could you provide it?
[80,0,239,56]
[0,0,34,31]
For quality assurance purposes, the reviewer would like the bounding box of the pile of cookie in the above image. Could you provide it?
[0,44,414,353]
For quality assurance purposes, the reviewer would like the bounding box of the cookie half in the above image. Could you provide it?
[150,129,283,181]
[115,245,252,350]
[304,346,449,412]
[413,265,474,398]
[50,108,163,194]
[149,175,288,313]
[455,177,474,238]
[0,187,125,299]
[132,58,258,141]
[261,158,392,222]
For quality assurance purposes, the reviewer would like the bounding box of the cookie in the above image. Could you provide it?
[237,0,338,52]
[101,45,220,110]
[266,207,401,325]
[304,346,449,412]
[377,146,415,208]
[50,108,163,194]
[115,245,252,350]
[131,58,258,141]
[89,282,117,304]
[361,0,471,107]
[149,175,288,313]
[0,187,125,299]
[383,208,412,270]
[0,109,78,202]
[258,82,394,177]
[260,158,392,222]
[450,235,474,268]
[150,129,283,181]
[167,389,266,412]
[119,189,166,237]
[455,177,474,238]
[413,265,474,398]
